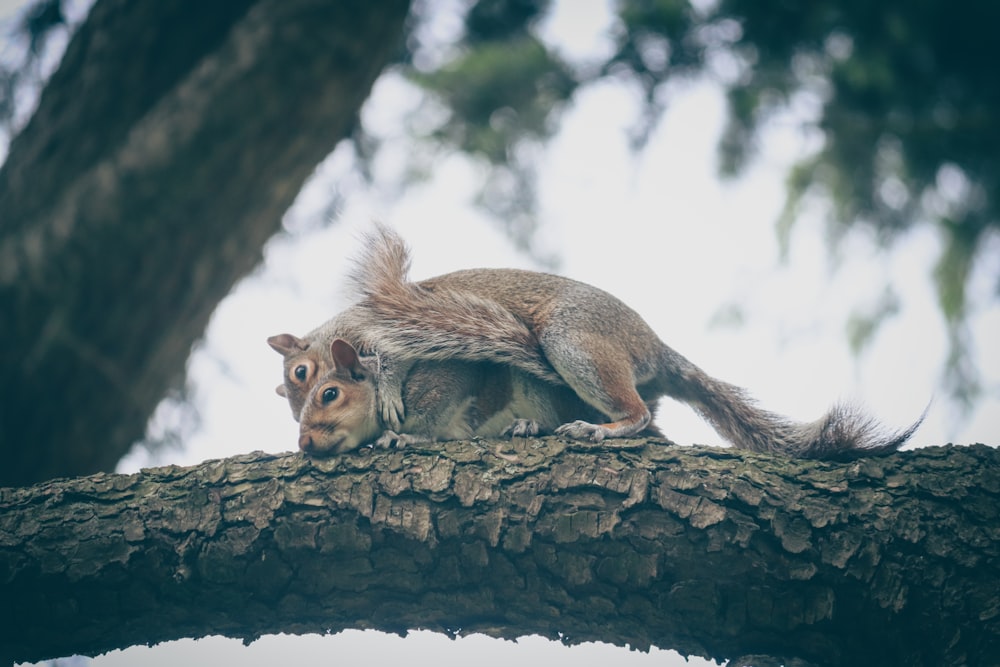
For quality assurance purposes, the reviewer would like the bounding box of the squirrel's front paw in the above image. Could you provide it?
[502,419,541,438]
[377,396,406,432]
[555,420,609,442]
[374,430,428,449]
[374,430,405,448]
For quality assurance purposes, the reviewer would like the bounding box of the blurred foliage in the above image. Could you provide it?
[847,286,901,357]
[413,35,575,164]
[0,0,64,129]
[404,0,575,258]
[404,0,1000,410]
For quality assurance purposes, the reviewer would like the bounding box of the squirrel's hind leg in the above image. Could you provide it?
[541,332,652,441]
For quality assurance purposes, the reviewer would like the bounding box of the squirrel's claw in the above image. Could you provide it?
[555,420,609,442]
[374,429,429,449]
[502,419,541,438]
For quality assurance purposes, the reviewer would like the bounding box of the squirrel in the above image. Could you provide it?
[296,337,611,455]
[271,225,922,460]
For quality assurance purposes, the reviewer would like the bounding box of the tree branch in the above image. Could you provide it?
[1,439,996,666]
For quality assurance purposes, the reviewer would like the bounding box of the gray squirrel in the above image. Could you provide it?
[294,338,608,455]
[269,225,921,459]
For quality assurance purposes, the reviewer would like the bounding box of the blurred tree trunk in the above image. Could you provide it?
[0,0,410,487]
[1,440,996,667]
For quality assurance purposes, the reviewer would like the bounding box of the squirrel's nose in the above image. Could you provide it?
[298,432,315,453]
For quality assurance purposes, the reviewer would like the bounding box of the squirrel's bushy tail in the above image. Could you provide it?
[347,225,565,384]
[680,359,922,459]
[346,223,413,297]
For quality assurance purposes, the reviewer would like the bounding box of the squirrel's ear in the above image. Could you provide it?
[267,334,308,356]
[330,339,366,379]
[275,384,288,397]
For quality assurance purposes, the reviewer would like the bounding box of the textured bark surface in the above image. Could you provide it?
[0,0,410,486]
[1,439,997,666]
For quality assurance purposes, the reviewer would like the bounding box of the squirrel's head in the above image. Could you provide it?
[296,339,380,456]
[267,332,332,422]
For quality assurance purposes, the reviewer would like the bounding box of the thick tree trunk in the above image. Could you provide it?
[0,439,996,666]
[0,0,410,487]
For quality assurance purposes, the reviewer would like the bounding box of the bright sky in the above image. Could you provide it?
[8,0,999,665]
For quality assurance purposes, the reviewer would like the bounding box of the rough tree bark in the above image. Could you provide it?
[0,0,411,487]
[1,439,996,666]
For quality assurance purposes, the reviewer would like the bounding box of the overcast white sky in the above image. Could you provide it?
[6,0,998,665]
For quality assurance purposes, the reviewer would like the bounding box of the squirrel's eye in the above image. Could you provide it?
[322,387,339,404]
[294,364,308,382]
